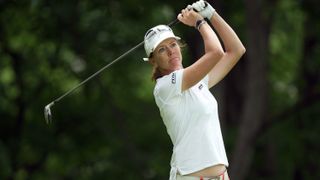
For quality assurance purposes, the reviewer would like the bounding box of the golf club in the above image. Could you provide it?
[44,18,180,124]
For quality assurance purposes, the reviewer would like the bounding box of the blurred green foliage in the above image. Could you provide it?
[0,0,319,179]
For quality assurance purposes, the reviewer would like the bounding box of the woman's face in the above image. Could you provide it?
[150,38,183,75]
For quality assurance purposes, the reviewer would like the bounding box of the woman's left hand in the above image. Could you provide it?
[177,8,203,28]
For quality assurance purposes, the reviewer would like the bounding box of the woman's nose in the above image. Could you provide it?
[166,46,174,56]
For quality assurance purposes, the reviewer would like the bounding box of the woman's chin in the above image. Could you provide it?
[169,61,182,69]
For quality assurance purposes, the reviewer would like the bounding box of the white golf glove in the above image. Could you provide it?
[190,0,215,20]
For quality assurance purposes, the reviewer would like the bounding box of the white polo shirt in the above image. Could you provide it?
[153,69,228,180]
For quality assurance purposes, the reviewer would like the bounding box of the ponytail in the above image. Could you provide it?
[151,66,162,81]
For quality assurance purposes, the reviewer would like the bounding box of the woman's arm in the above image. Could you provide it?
[178,9,224,91]
[207,12,246,88]
[190,0,246,88]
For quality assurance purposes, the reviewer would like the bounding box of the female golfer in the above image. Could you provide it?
[143,1,245,179]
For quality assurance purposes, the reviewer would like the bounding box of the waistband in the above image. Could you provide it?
[176,169,228,180]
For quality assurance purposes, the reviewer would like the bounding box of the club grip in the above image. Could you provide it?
[167,19,180,27]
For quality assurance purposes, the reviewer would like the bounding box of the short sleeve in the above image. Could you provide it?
[203,75,209,88]
[153,69,184,108]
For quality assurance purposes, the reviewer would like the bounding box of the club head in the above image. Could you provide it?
[44,102,54,124]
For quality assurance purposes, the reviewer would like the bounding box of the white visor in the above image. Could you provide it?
[143,25,180,61]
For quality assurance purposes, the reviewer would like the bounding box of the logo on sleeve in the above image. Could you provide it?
[171,73,176,84]
[198,84,203,90]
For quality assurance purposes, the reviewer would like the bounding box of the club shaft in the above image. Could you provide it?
[52,40,144,104]
[50,19,180,104]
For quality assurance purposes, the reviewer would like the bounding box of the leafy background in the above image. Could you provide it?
[0,0,319,179]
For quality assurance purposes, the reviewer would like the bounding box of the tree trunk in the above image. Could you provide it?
[229,0,270,179]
